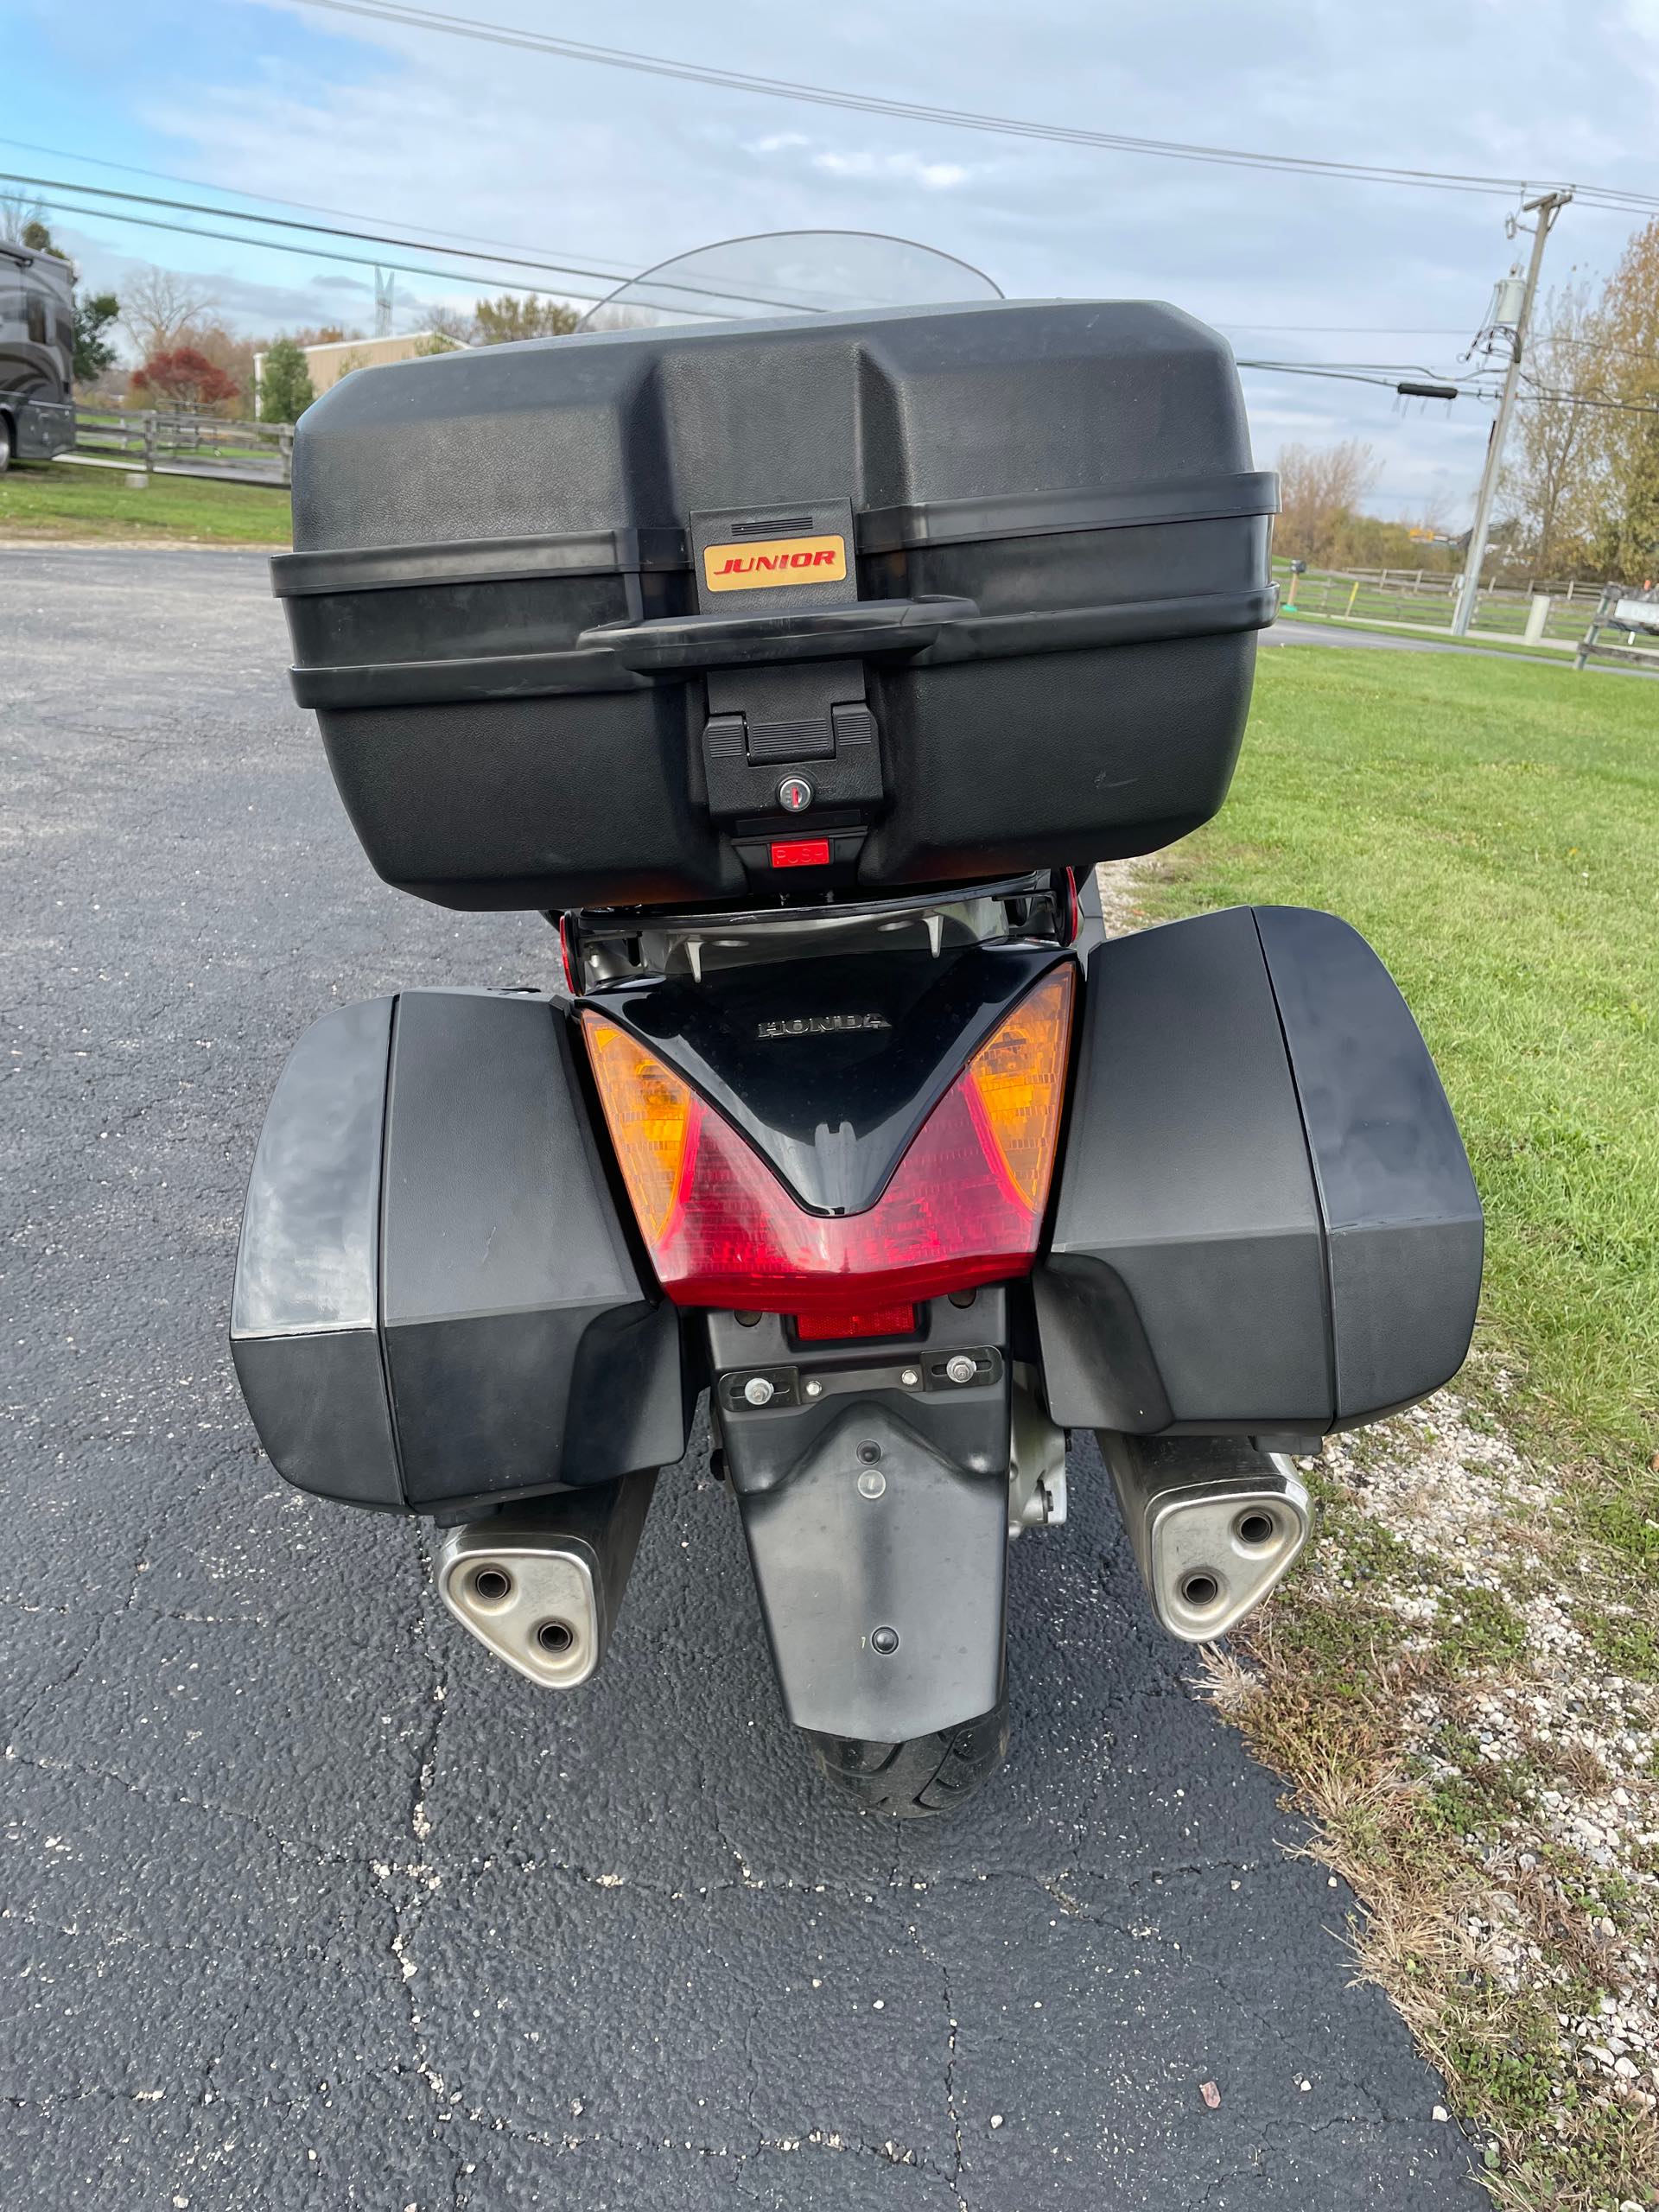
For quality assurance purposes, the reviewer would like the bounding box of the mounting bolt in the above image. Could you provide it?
[804,1379,823,1399]
[944,1353,977,1385]
[870,1624,900,1656]
[742,1376,775,1407]
[900,1368,920,1388]
[856,1469,887,1500]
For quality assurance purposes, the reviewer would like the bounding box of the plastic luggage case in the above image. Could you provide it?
[273,301,1279,911]
[230,988,688,1515]
[1033,906,1484,1440]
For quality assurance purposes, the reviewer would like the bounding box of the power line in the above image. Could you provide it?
[1222,324,1476,335]
[1237,356,1491,385]
[0,131,652,274]
[25,140,1638,358]
[0,166,815,313]
[22,188,726,313]
[1520,375,1659,417]
[282,0,1659,213]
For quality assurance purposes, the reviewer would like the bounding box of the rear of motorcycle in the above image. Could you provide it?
[231,242,1483,1815]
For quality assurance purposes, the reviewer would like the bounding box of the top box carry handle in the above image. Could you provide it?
[578,597,977,676]
[285,584,1278,711]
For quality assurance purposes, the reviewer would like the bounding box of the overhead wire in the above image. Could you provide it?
[0,167,817,313]
[12,193,639,308]
[279,0,1659,215]
[0,130,658,274]
[19,141,1647,359]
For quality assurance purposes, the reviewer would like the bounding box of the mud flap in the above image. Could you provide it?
[735,1401,1007,1742]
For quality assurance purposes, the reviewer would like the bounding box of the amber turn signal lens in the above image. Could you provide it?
[964,966,1075,1211]
[583,1017,698,1243]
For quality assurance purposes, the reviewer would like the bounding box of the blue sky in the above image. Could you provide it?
[10,0,1659,522]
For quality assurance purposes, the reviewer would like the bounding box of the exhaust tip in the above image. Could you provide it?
[1103,1440,1313,1643]
[437,1531,600,1689]
[434,1473,658,1693]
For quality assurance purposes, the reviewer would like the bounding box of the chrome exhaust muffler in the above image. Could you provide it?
[435,1471,656,1689]
[1100,1435,1311,1642]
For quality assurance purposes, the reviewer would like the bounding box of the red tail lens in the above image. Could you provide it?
[582,965,1073,1319]
[795,1304,917,1343]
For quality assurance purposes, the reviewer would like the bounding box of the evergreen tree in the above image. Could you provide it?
[73,293,121,385]
[259,337,316,423]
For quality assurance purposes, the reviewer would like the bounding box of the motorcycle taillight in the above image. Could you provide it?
[582,968,1074,1322]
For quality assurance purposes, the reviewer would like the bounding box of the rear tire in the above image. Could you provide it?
[804,1696,1010,1818]
[0,415,14,475]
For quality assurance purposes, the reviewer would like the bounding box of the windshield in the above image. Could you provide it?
[577,229,1002,331]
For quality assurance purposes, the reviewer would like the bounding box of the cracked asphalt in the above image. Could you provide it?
[3,544,1478,2209]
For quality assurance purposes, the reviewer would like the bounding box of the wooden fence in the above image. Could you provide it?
[38,402,293,488]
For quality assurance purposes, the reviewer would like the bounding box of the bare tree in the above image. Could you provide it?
[0,191,50,246]
[423,306,475,346]
[1274,440,1382,565]
[119,266,221,361]
[1500,282,1608,575]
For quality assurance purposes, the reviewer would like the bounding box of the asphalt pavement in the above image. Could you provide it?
[2,545,1477,2210]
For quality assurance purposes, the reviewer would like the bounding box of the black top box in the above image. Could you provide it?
[274,301,1277,912]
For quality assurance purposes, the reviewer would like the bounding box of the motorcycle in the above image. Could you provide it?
[232,232,1482,1815]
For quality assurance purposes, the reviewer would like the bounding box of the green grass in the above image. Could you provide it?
[1173,652,1659,2202]
[0,461,290,543]
[1141,647,1659,1500]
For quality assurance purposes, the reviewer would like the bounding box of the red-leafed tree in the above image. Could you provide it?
[130,346,240,411]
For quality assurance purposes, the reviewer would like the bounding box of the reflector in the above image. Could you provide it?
[795,1304,917,1343]
[584,1020,697,1243]
[965,968,1072,1210]
[582,965,1074,1319]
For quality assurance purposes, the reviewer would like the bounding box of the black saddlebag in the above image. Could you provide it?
[274,300,1276,911]
[1034,906,1482,1437]
[230,989,687,1513]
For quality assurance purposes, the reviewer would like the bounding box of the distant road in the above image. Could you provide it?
[1266,618,1516,658]
[1264,615,1657,677]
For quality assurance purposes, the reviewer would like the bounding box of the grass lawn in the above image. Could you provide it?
[1150,646,1657,1485]
[1136,645,1659,2205]
[0,461,290,544]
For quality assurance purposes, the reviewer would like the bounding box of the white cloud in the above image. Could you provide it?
[811,149,971,191]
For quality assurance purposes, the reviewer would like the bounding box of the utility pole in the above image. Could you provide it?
[1452,188,1572,637]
